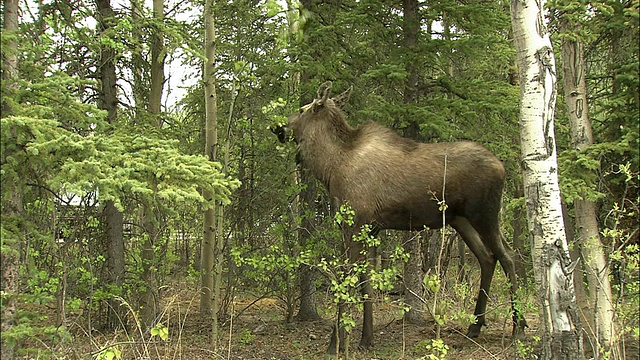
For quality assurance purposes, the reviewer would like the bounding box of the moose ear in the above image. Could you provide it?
[332,85,353,109]
[315,81,333,106]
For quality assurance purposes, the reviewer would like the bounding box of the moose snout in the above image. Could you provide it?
[270,124,290,143]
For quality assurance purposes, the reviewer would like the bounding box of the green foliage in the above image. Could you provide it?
[237,328,255,346]
[514,337,539,359]
[94,346,122,360]
[415,338,450,360]
[150,323,169,341]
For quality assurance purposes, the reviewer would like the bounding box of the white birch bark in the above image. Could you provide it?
[510,0,583,358]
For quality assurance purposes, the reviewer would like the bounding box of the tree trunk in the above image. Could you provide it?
[1,0,18,115]
[563,202,592,343]
[96,0,126,331]
[403,232,426,325]
[295,168,321,321]
[103,202,125,331]
[1,4,19,357]
[149,0,165,114]
[140,204,159,330]
[139,0,165,331]
[560,19,619,358]
[510,0,584,358]
[200,0,221,351]
[292,0,321,322]
[400,0,426,326]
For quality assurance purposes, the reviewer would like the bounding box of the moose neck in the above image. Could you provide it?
[298,108,354,187]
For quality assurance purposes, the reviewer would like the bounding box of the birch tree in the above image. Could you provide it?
[509,0,584,358]
[558,5,620,358]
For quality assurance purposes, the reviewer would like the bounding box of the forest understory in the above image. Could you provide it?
[16,275,640,360]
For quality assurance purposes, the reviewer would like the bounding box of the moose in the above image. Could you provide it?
[277,81,526,354]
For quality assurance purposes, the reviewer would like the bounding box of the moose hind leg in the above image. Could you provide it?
[492,237,528,338]
[450,217,497,338]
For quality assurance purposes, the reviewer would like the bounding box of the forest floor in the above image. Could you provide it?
[60,285,547,360]
[20,280,639,359]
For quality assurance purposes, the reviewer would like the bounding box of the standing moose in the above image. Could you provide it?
[278,81,526,354]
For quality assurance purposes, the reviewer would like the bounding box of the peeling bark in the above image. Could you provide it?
[510,0,584,358]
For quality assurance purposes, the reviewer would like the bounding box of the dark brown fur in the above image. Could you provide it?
[283,82,526,354]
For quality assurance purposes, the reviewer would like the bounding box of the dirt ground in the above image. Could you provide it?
[22,285,638,359]
[185,297,543,360]
[77,292,545,360]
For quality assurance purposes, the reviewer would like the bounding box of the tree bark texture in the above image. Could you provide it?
[510,0,584,358]
[560,20,619,358]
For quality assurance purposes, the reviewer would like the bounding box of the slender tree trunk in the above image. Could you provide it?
[140,203,159,330]
[200,0,222,351]
[563,202,592,341]
[292,0,321,322]
[96,0,126,331]
[130,0,145,111]
[139,0,165,331]
[560,19,619,358]
[103,202,125,330]
[149,0,165,114]
[403,232,426,325]
[1,0,18,115]
[295,169,321,321]
[1,4,20,357]
[400,0,426,326]
[510,1,584,358]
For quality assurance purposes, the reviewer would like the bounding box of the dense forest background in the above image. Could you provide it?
[1,0,638,359]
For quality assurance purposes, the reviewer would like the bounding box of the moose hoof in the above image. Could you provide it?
[512,319,528,340]
[466,323,483,338]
